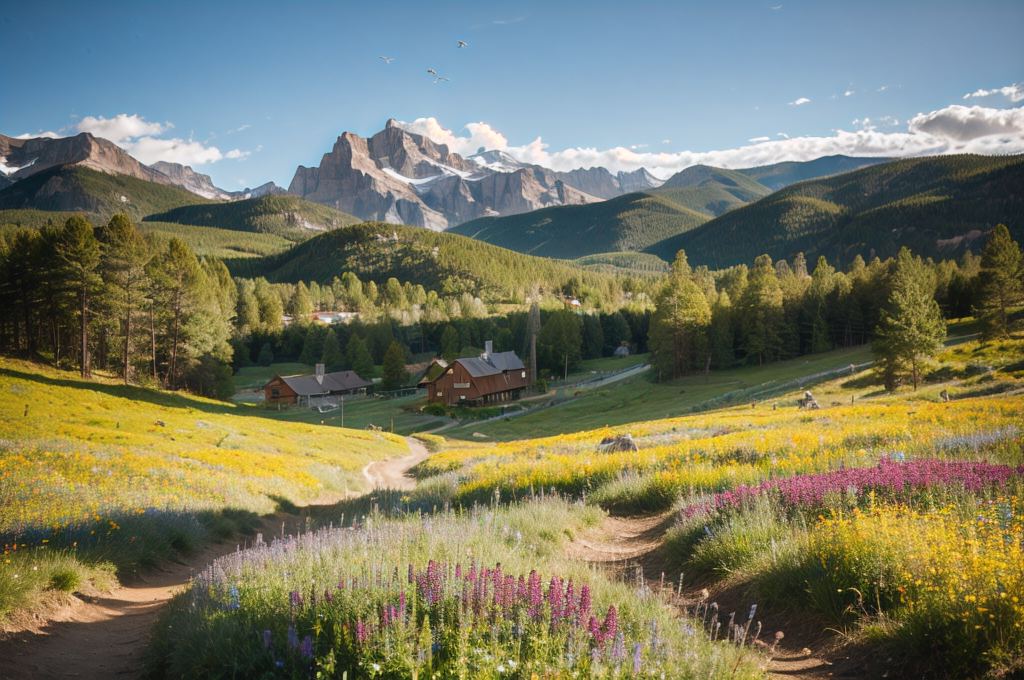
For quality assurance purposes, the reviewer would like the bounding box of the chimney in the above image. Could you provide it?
[484,340,493,358]
[316,363,325,384]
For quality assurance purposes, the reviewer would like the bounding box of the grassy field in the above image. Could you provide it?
[411,326,1024,677]
[150,498,764,679]
[449,345,873,441]
[0,357,406,623]
[250,393,448,435]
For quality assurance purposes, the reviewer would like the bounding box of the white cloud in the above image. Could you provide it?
[77,114,168,144]
[748,136,771,143]
[962,82,1024,103]
[661,139,671,144]
[15,130,62,139]
[789,97,810,106]
[24,113,254,167]
[844,90,854,97]
[400,103,1024,179]
[776,132,790,139]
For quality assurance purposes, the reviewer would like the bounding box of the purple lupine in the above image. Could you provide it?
[324,586,333,604]
[579,585,592,623]
[356,618,367,643]
[588,615,602,643]
[289,590,303,609]
[527,570,543,618]
[409,562,415,584]
[602,605,618,645]
[564,580,577,624]
[300,635,314,660]
[263,630,272,649]
[517,575,527,606]
[684,459,1024,517]
[548,576,564,628]
[399,590,406,620]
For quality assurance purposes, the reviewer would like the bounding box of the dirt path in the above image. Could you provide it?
[362,436,431,491]
[0,540,245,680]
[570,512,844,679]
[0,439,432,680]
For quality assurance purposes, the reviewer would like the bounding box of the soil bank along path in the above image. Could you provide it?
[0,437,430,680]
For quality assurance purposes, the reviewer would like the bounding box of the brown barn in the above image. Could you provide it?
[423,342,529,406]
[263,364,372,406]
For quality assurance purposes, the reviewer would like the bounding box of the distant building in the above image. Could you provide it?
[313,311,358,324]
[262,364,372,407]
[421,342,529,406]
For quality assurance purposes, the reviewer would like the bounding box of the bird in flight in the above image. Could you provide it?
[426,68,449,83]
[379,56,394,64]
[457,40,468,48]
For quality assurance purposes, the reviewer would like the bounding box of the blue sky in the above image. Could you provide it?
[2,0,1022,188]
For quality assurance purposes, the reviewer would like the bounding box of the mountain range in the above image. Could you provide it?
[3,120,1019,276]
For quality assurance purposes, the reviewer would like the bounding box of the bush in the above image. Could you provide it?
[532,378,548,394]
[48,568,81,593]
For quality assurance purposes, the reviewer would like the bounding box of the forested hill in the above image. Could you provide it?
[645,153,1024,269]
[227,221,632,299]
[447,192,710,260]
[0,166,213,220]
[145,196,360,241]
[649,165,772,215]
[736,154,891,190]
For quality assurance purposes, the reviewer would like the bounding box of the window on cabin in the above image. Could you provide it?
[271,389,280,397]
[521,371,526,378]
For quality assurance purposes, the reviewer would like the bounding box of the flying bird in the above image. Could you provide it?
[427,68,438,76]
[434,76,450,83]
[457,40,468,48]
[379,56,394,64]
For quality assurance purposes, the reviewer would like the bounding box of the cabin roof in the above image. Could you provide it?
[456,351,525,378]
[269,370,372,396]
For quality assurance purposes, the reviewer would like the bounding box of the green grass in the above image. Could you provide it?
[446,345,873,441]
[737,154,890,191]
[251,393,448,435]
[573,352,650,376]
[0,357,406,624]
[232,362,314,394]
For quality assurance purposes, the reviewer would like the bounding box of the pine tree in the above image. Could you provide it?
[346,334,375,381]
[649,259,711,381]
[873,248,946,391]
[288,282,314,318]
[975,224,1024,338]
[739,255,784,365]
[708,291,734,370]
[440,324,460,362]
[147,238,203,387]
[581,313,604,360]
[257,342,274,366]
[381,340,408,391]
[56,216,101,378]
[538,309,583,377]
[321,328,345,371]
[98,214,151,384]
[298,324,327,365]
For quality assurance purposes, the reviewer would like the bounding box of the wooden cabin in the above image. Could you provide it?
[422,342,529,407]
[263,364,372,406]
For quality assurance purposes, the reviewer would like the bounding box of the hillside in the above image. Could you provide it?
[227,221,628,298]
[737,154,891,190]
[144,195,360,241]
[448,191,709,260]
[646,153,1024,268]
[0,209,293,260]
[0,165,213,220]
[650,165,772,216]
[574,251,669,275]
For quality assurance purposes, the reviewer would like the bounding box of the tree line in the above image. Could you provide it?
[0,214,235,397]
[648,224,1024,389]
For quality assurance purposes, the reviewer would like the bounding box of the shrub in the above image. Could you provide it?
[48,568,81,593]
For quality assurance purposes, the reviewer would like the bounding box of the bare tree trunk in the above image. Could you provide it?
[150,299,157,381]
[123,287,132,385]
[80,289,90,378]
[169,291,180,388]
